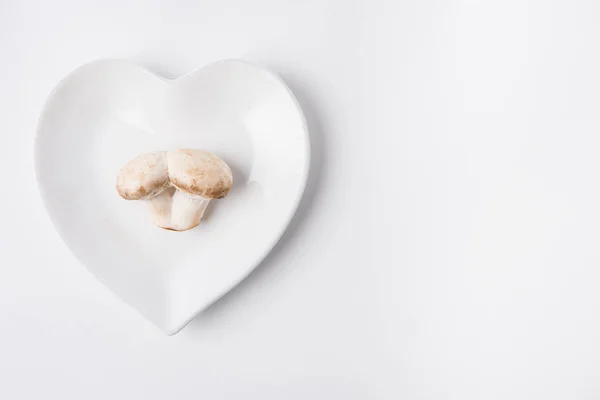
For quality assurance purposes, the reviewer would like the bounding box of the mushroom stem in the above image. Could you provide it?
[148,187,176,229]
[169,189,211,231]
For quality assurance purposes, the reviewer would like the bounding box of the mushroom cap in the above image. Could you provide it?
[167,149,233,199]
[116,151,169,200]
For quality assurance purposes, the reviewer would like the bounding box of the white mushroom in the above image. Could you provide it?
[116,151,174,229]
[167,149,233,231]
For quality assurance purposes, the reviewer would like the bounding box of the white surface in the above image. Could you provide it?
[35,59,309,334]
[2,0,600,398]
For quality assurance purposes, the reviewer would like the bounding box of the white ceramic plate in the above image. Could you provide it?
[35,60,310,334]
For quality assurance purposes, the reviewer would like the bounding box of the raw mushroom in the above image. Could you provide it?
[167,149,233,231]
[116,151,174,229]
[116,149,233,231]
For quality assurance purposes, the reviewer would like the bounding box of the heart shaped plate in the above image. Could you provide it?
[35,60,310,334]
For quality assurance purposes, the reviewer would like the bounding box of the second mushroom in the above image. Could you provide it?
[116,149,233,231]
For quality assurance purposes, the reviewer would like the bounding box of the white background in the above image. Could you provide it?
[2,0,600,398]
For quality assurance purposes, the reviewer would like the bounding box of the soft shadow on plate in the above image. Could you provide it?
[185,73,326,334]
[201,157,249,223]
